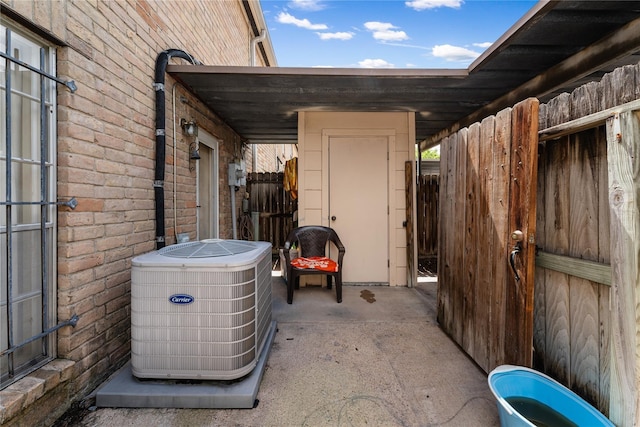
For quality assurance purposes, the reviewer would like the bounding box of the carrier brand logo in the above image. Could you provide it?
[169,294,194,304]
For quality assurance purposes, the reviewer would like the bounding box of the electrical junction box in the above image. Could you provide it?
[228,161,246,186]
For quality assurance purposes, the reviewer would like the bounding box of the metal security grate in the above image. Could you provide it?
[1,26,76,389]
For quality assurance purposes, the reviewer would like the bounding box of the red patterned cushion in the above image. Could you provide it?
[291,256,339,272]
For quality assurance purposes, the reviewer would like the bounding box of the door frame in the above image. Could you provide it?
[321,128,396,285]
[196,130,220,240]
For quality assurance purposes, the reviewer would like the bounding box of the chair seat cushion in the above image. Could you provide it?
[291,256,339,272]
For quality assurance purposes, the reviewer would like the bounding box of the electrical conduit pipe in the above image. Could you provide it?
[154,49,201,249]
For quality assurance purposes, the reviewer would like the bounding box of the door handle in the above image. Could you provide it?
[510,245,521,282]
[509,229,524,282]
[331,216,337,221]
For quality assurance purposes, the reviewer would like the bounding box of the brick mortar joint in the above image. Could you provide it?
[0,359,76,424]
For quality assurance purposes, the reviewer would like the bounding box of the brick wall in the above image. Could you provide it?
[0,0,277,424]
[244,143,299,174]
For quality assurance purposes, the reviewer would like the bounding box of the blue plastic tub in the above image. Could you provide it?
[488,365,614,427]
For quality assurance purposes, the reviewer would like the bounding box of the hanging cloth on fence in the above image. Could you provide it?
[283,157,298,199]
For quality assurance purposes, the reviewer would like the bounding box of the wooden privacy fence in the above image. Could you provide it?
[436,61,640,425]
[534,95,613,416]
[534,64,640,425]
[417,174,438,257]
[246,172,297,253]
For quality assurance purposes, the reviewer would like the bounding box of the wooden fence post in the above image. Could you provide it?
[606,110,640,427]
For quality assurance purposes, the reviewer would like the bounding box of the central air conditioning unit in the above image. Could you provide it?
[130,239,272,380]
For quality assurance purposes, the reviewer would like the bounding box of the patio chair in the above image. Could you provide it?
[283,226,345,304]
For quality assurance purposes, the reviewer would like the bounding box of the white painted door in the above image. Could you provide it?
[329,136,388,283]
[197,132,219,239]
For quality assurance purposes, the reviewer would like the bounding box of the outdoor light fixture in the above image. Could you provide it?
[181,118,198,136]
[189,142,201,160]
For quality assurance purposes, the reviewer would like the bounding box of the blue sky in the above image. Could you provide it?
[261,0,538,68]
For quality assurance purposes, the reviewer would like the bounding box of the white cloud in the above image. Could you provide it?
[289,0,325,11]
[317,32,354,40]
[277,12,328,30]
[358,58,395,68]
[364,22,409,42]
[405,0,463,11]
[432,44,480,62]
[473,42,493,49]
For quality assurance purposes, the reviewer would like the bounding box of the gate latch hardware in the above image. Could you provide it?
[509,230,524,282]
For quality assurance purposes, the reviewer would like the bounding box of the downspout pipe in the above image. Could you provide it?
[250,30,266,173]
[250,31,266,240]
[250,29,266,67]
[154,49,201,249]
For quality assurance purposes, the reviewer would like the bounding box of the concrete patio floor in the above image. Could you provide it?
[69,275,500,427]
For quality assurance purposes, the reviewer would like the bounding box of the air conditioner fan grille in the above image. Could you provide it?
[159,239,257,258]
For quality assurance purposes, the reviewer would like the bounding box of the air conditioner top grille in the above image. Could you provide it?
[159,239,258,258]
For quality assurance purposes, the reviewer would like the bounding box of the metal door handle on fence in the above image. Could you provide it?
[510,230,524,282]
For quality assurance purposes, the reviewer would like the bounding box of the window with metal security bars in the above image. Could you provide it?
[1,24,59,389]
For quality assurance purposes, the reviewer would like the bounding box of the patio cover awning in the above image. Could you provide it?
[168,0,640,148]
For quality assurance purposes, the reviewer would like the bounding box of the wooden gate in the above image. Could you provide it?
[437,98,539,372]
[417,174,438,258]
[246,172,297,252]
